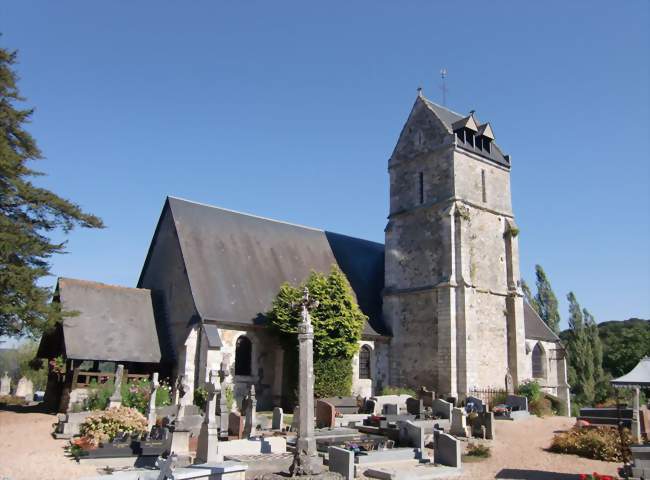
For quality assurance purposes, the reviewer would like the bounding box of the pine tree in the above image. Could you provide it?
[566,292,595,405]
[0,45,103,338]
[521,279,540,315]
[534,265,561,334]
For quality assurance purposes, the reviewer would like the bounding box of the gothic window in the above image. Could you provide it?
[532,343,545,379]
[359,345,371,379]
[235,336,252,376]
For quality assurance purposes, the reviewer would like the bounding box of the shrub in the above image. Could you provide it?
[85,379,114,411]
[529,397,553,417]
[79,406,148,446]
[517,379,541,402]
[84,377,171,414]
[550,426,631,462]
[380,386,417,397]
[194,386,208,410]
[0,395,26,406]
[465,443,491,458]
[224,385,234,411]
[314,357,352,398]
[544,393,567,416]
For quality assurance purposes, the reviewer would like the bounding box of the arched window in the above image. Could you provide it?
[359,345,371,379]
[532,343,545,379]
[235,336,252,376]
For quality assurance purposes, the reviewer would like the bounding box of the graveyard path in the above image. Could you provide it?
[0,409,99,480]
[448,415,621,480]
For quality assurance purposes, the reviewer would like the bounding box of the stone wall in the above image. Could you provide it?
[350,339,389,398]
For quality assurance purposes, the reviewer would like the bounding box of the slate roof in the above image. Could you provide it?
[38,278,162,363]
[420,96,510,168]
[164,197,388,337]
[523,301,561,343]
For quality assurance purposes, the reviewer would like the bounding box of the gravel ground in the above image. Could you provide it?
[452,415,621,480]
[0,409,622,480]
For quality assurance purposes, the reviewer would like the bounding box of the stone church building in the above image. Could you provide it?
[39,93,570,412]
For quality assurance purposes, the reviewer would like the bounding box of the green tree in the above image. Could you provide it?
[584,308,609,403]
[599,320,650,378]
[0,45,103,338]
[566,292,595,406]
[521,280,540,315]
[533,265,561,334]
[267,266,366,399]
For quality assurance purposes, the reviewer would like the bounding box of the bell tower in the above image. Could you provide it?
[383,91,527,397]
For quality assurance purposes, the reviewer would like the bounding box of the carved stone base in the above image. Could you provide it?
[289,453,323,477]
[260,473,342,480]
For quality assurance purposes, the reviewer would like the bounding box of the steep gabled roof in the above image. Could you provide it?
[164,197,388,337]
[38,278,162,363]
[419,95,510,168]
[523,301,561,343]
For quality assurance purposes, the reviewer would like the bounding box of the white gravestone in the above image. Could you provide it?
[0,372,11,396]
[108,364,124,408]
[15,377,34,399]
[147,372,160,432]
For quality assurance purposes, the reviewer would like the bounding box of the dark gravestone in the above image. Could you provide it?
[316,399,336,428]
[382,403,398,415]
[406,397,424,416]
[418,386,435,408]
[320,396,359,414]
[228,412,244,439]
[363,399,377,414]
[465,396,485,413]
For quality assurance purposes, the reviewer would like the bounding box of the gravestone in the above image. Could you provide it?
[0,372,10,396]
[434,430,461,468]
[431,398,452,419]
[406,397,424,416]
[362,398,376,414]
[170,375,192,466]
[108,364,124,408]
[398,420,425,460]
[505,394,528,412]
[15,377,33,398]
[465,396,485,413]
[450,407,469,437]
[316,399,336,429]
[418,386,435,408]
[505,370,514,394]
[196,369,222,463]
[480,411,495,440]
[291,406,300,433]
[272,407,284,430]
[147,372,160,433]
[243,384,257,438]
[228,412,244,439]
[382,403,398,415]
[328,446,354,480]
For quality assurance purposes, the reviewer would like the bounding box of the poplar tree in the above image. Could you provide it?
[521,280,540,315]
[534,265,561,334]
[584,308,609,402]
[0,45,103,338]
[566,292,595,405]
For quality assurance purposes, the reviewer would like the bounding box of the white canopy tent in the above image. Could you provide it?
[611,356,650,444]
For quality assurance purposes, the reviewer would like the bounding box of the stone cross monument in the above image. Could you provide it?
[289,287,322,476]
[243,384,257,438]
[147,372,160,433]
[218,357,230,437]
[196,369,222,463]
[109,364,124,408]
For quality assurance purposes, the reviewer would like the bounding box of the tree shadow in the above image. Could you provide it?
[496,469,582,480]
[0,402,53,414]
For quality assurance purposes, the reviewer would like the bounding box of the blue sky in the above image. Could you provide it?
[2,1,648,329]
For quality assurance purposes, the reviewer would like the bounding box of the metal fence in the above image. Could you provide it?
[467,387,507,407]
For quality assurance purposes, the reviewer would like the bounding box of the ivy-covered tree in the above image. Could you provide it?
[0,44,103,338]
[267,266,367,399]
[533,265,561,334]
[566,292,595,405]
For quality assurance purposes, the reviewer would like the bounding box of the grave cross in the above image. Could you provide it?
[155,453,177,480]
[147,372,160,433]
[204,370,219,425]
[109,364,124,408]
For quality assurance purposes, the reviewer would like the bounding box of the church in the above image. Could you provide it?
[39,92,570,413]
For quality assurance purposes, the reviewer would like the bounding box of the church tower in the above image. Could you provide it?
[383,91,527,398]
